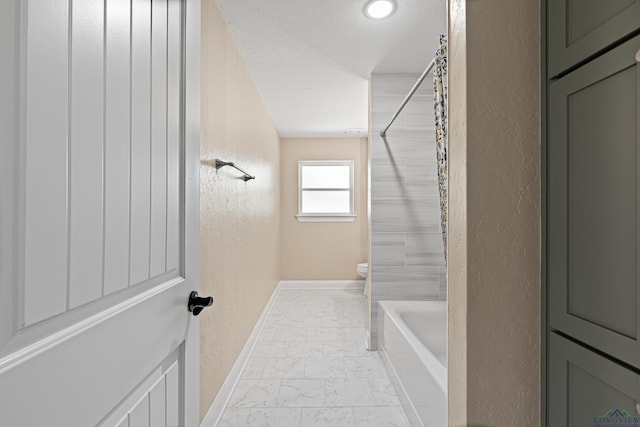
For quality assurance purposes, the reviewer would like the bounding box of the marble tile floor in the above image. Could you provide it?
[216,288,411,427]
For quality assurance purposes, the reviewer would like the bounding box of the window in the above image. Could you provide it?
[297,161,355,222]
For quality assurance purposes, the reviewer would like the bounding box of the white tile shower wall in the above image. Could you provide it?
[369,74,446,348]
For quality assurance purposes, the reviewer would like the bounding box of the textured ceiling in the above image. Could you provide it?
[214,0,446,138]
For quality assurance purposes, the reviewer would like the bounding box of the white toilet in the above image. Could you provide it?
[356,263,368,279]
[357,263,369,296]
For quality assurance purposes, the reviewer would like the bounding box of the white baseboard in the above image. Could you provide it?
[200,280,363,426]
[278,280,365,290]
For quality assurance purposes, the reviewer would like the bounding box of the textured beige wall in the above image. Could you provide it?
[280,138,368,280]
[448,0,541,426]
[200,0,281,420]
[447,1,468,424]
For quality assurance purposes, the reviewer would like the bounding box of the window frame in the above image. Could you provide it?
[296,160,356,222]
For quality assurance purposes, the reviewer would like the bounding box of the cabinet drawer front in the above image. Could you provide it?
[548,333,640,427]
[548,0,640,77]
[548,33,640,366]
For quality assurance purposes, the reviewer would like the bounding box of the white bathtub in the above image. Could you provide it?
[378,300,447,427]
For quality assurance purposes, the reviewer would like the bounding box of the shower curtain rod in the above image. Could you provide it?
[379,58,436,139]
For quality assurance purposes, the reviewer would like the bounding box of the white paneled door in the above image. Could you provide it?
[0,0,201,425]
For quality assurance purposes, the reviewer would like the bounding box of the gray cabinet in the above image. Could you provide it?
[548,333,640,427]
[548,0,640,76]
[548,33,640,367]
[546,3,640,424]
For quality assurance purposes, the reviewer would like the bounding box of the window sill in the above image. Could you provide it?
[296,214,356,223]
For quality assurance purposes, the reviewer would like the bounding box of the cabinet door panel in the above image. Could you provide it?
[548,33,640,366]
[548,333,640,427]
[548,0,640,76]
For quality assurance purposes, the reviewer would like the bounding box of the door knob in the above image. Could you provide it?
[188,291,213,316]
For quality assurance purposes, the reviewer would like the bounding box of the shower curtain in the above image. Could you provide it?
[433,34,448,262]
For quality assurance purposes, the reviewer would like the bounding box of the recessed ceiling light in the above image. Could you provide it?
[363,0,396,19]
